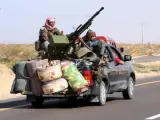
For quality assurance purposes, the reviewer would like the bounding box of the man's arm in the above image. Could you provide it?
[54,28,63,35]
[39,27,49,41]
[99,40,105,56]
[115,56,124,64]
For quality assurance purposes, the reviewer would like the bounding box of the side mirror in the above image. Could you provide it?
[124,55,132,61]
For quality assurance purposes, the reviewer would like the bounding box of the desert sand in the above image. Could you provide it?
[0,64,22,100]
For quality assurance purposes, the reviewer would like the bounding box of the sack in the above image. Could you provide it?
[42,78,68,94]
[37,61,62,82]
[26,59,48,95]
[61,61,88,92]
[10,61,31,93]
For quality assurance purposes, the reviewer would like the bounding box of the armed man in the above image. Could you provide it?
[79,30,108,63]
[34,7,105,61]
[35,17,63,59]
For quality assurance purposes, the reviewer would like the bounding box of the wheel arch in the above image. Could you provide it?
[130,72,136,84]
[102,77,109,88]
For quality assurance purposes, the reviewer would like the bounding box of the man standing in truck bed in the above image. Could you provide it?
[38,17,62,52]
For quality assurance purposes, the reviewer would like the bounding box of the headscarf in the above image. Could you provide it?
[45,17,56,30]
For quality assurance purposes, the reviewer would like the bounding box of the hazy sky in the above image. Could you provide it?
[0,0,160,44]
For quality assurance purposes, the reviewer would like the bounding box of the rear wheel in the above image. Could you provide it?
[122,77,135,99]
[31,97,44,108]
[67,97,78,105]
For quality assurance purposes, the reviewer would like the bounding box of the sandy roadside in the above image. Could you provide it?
[0,64,23,101]
[132,54,160,59]
[0,63,160,101]
[136,72,160,79]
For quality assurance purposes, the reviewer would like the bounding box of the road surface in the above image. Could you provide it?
[0,76,160,120]
[133,56,160,63]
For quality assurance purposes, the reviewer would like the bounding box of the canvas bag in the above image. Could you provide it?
[10,61,31,94]
[26,59,48,95]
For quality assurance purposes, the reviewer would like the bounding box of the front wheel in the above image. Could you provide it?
[122,77,135,99]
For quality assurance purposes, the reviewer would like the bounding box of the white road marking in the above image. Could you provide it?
[135,80,160,87]
[146,113,160,120]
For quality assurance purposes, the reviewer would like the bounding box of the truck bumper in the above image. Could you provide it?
[25,86,100,101]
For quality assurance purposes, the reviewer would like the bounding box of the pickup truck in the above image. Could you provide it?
[10,44,136,108]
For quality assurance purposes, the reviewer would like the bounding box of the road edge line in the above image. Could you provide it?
[136,80,160,86]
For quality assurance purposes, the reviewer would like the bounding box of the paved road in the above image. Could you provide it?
[0,76,160,120]
[133,56,160,63]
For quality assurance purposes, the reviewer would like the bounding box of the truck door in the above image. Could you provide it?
[104,46,119,86]
[110,47,129,85]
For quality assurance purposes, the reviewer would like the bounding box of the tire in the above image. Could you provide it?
[97,81,107,106]
[68,97,78,105]
[122,77,135,99]
[31,97,44,108]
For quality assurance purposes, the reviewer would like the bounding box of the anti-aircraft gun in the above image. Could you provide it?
[36,7,104,60]
[68,7,104,41]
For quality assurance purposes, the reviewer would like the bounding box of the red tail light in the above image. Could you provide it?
[83,70,93,86]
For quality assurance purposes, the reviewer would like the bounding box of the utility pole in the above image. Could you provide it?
[142,23,144,44]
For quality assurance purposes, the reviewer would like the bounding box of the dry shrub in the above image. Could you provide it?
[0,44,36,67]
[0,44,22,60]
[133,61,160,73]
[0,43,160,67]
[117,44,160,57]
[0,44,36,60]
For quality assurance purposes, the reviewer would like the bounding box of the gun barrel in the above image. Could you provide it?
[68,7,104,40]
[100,7,104,11]
[98,7,104,13]
[89,7,104,21]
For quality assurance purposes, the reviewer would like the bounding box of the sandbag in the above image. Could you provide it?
[26,59,48,95]
[61,61,88,93]
[37,60,62,82]
[10,61,31,94]
[42,78,68,94]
